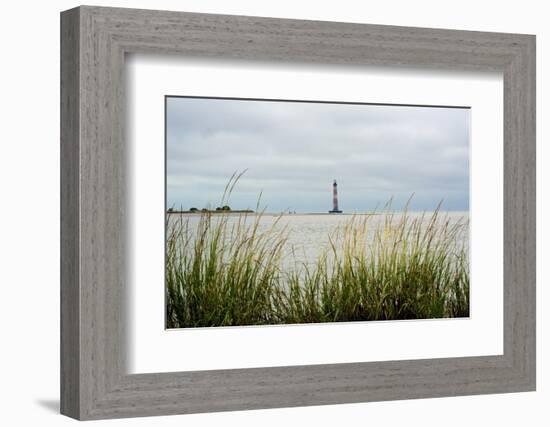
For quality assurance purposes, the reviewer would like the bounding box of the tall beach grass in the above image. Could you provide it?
[166,187,469,328]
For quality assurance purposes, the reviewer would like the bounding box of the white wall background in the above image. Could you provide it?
[0,0,546,425]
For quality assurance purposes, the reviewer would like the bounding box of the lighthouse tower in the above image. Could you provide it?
[329,179,343,214]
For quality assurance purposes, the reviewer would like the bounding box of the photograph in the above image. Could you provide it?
[165,96,471,329]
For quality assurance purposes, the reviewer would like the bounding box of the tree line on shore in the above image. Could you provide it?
[167,205,254,213]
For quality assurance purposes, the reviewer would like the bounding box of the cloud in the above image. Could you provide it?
[166,97,470,212]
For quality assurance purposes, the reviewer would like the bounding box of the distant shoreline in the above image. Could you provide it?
[167,209,254,214]
[168,211,381,216]
[166,210,469,216]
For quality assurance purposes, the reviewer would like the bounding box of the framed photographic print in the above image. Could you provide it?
[61,5,536,420]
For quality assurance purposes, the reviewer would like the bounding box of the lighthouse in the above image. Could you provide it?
[329,179,343,213]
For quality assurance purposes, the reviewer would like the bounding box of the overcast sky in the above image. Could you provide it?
[166,97,470,212]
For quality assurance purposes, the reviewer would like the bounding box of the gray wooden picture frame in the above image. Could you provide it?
[60,5,536,420]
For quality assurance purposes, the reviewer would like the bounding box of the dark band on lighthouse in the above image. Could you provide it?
[329,179,343,214]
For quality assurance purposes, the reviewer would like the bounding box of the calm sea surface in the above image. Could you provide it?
[168,212,469,271]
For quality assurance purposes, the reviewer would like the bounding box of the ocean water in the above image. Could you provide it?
[168,212,469,271]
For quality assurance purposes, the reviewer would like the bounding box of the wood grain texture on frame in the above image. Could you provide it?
[60,5,536,420]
